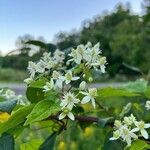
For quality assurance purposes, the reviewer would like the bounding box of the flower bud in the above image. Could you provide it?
[88,77,93,82]
[83,74,86,78]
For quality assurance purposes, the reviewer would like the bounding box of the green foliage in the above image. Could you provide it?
[97,87,141,98]
[20,139,43,150]
[25,100,60,125]
[0,68,27,82]
[129,140,150,150]
[39,132,57,150]
[26,78,48,103]
[145,86,150,99]
[0,133,15,150]
[0,105,34,134]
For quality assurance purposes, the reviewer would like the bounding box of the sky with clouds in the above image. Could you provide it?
[0,0,143,54]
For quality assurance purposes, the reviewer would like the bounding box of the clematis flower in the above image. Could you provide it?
[27,61,38,78]
[132,121,150,139]
[59,107,75,120]
[24,77,33,84]
[120,126,138,146]
[43,79,55,92]
[80,88,97,108]
[123,114,136,126]
[110,130,121,140]
[60,92,80,110]
[60,71,79,84]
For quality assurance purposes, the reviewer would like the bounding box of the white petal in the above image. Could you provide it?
[145,123,150,129]
[59,113,66,120]
[109,137,117,141]
[81,96,91,104]
[126,136,131,146]
[91,98,96,108]
[141,129,148,139]
[80,91,88,95]
[65,80,70,84]
[72,77,80,81]
[130,132,138,139]
[131,128,139,132]
[67,103,74,110]
[67,112,75,120]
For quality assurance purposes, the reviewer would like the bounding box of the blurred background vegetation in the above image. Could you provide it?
[0,0,149,82]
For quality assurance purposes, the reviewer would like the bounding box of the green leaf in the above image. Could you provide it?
[0,133,14,150]
[97,87,140,98]
[98,117,114,127]
[0,100,17,113]
[26,78,48,103]
[121,79,148,93]
[39,132,57,150]
[26,87,45,103]
[130,139,150,150]
[29,78,48,88]
[145,86,150,99]
[0,105,34,134]
[20,139,43,150]
[25,100,60,125]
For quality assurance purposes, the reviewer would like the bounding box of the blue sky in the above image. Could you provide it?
[0,0,143,54]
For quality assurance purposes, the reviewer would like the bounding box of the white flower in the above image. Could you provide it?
[36,60,46,73]
[60,92,80,110]
[145,101,150,110]
[52,71,61,79]
[53,49,65,64]
[132,121,150,139]
[43,79,55,92]
[114,120,122,129]
[27,61,37,78]
[123,114,136,126]
[79,81,86,90]
[24,78,33,84]
[80,88,97,108]
[2,89,16,99]
[91,56,107,73]
[59,107,75,120]
[110,130,121,140]
[121,126,138,146]
[60,71,79,84]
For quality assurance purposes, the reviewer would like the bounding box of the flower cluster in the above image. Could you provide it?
[68,42,107,73]
[110,114,150,146]
[25,49,65,81]
[0,89,27,105]
[25,42,105,121]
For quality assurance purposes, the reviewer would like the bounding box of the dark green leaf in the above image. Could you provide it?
[0,133,14,150]
[39,132,57,150]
